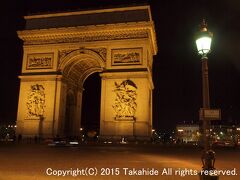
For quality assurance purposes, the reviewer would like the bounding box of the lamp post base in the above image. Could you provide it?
[200,150,219,179]
[201,149,216,170]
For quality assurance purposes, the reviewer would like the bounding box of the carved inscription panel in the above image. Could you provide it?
[112,48,142,66]
[26,53,53,70]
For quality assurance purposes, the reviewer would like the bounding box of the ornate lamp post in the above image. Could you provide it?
[195,20,219,179]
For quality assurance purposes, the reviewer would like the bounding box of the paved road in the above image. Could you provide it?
[0,143,239,180]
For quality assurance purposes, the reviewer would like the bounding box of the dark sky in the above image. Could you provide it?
[1,0,240,131]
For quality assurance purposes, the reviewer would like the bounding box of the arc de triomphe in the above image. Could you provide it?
[16,5,158,140]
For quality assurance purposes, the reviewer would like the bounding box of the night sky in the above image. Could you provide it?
[1,0,240,132]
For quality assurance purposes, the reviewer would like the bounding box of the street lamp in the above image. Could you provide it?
[196,21,213,57]
[195,20,218,179]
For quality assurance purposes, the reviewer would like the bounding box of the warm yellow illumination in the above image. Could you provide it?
[16,6,157,139]
[178,129,184,132]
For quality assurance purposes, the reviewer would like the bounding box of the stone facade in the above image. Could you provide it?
[16,5,158,140]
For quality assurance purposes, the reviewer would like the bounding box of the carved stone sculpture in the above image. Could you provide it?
[26,84,46,118]
[112,80,137,120]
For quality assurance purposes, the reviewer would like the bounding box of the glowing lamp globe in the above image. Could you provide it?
[195,20,213,56]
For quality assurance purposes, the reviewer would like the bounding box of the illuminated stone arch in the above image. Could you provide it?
[57,49,105,136]
[16,5,157,141]
[59,49,105,87]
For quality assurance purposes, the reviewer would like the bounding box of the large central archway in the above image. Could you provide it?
[58,49,104,137]
[81,73,101,135]
[59,49,104,85]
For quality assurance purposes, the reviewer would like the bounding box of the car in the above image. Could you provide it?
[48,137,67,147]
[68,139,79,146]
[212,141,234,147]
[224,141,235,147]
[212,141,226,147]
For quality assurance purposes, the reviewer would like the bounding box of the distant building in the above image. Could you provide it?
[176,124,199,143]
[176,123,240,146]
[0,124,16,140]
[211,124,240,145]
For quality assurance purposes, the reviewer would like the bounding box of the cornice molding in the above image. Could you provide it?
[17,22,158,55]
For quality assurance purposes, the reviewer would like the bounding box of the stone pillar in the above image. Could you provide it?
[16,75,62,138]
[100,71,153,141]
[72,89,83,137]
[57,82,67,137]
[52,76,64,137]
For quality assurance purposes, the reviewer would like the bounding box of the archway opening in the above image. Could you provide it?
[59,49,104,137]
[81,73,101,136]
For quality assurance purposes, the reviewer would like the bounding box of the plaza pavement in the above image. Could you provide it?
[0,143,239,180]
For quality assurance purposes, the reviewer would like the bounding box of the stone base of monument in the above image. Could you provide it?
[98,135,151,144]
